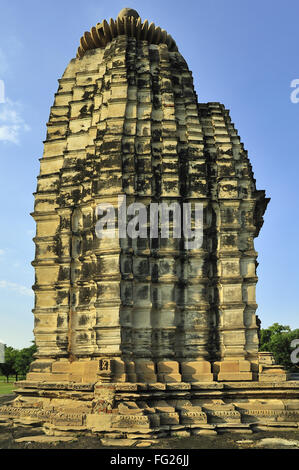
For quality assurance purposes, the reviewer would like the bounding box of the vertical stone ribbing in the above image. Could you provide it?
[167,55,214,381]
[92,39,125,358]
[199,102,266,380]
[172,56,209,359]
[33,67,76,358]
[130,40,153,364]
[151,44,179,365]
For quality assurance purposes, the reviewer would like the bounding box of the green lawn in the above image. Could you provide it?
[0,375,25,395]
[0,382,15,395]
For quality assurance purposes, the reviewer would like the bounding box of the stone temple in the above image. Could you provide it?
[1,8,298,437]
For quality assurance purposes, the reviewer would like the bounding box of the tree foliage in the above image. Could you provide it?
[0,347,18,382]
[259,323,299,372]
[0,343,37,382]
[15,344,37,377]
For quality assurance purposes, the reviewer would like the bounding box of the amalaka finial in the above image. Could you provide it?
[76,8,178,58]
[117,8,140,20]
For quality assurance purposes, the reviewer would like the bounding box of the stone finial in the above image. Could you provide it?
[117,8,140,20]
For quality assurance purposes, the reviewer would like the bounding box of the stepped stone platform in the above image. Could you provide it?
[1,379,299,438]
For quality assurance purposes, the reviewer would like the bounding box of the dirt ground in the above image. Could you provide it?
[1,427,299,450]
[1,394,299,450]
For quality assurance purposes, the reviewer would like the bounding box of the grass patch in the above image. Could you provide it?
[0,382,15,395]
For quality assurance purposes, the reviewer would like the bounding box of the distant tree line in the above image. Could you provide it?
[259,323,299,372]
[0,343,37,382]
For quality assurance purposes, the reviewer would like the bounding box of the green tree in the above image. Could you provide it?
[259,323,299,372]
[0,346,19,382]
[15,343,37,378]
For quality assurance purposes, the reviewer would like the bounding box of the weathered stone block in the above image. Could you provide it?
[181,361,213,382]
[86,414,113,432]
[135,361,157,383]
[214,360,253,381]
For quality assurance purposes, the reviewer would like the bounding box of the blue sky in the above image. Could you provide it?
[0,0,298,348]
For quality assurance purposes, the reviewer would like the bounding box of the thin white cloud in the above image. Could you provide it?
[0,249,4,256]
[0,44,29,144]
[0,98,30,144]
[0,280,33,297]
[0,39,23,77]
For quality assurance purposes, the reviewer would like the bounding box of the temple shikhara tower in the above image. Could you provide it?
[1,8,298,437]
